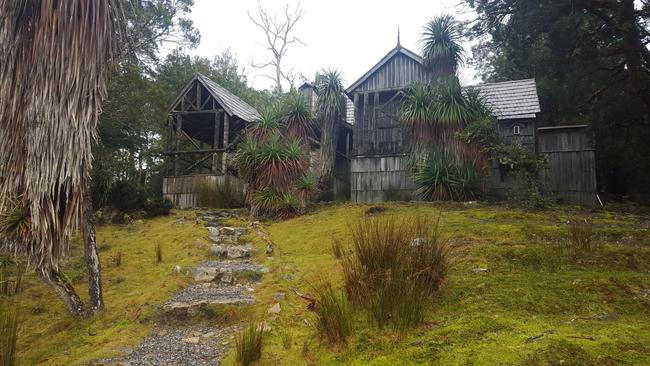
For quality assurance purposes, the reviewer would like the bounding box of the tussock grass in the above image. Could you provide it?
[566,216,599,262]
[0,259,22,366]
[235,323,264,366]
[155,243,163,264]
[111,249,123,267]
[331,238,343,259]
[343,214,450,329]
[313,281,353,345]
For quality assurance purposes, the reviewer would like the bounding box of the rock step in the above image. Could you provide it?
[163,283,255,313]
[193,260,268,284]
[211,244,254,259]
[207,226,248,245]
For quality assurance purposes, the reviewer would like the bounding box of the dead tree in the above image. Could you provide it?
[248,2,305,93]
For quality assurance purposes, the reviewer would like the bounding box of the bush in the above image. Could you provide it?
[411,147,481,201]
[566,217,600,262]
[235,323,264,366]
[107,180,147,211]
[313,281,353,345]
[343,214,450,329]
[143,197,172,218]
[196,178,244,209]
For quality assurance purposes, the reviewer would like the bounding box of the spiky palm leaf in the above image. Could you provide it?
[413,146,480,201]
[0,0,123,270]
[248,104,283,140]
[402,82,435,149]
[420,15,465,78]
[282,91,315,140]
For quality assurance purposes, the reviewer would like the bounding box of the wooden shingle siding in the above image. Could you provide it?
[537,126,597,206]
[350,156,415,202]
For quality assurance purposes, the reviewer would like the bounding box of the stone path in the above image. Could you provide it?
[95,210,267,366]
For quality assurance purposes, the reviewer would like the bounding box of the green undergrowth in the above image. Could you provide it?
[15,211,210,365]
[223,202,650,365]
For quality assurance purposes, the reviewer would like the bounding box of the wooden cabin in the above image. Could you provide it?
[162,73,258,208]
[345,42,597,205]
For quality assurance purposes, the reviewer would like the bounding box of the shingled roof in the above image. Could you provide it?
[168,73,260,122]
[472,79,541,120]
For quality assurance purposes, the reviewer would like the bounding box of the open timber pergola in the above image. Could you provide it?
[165,73,260,176]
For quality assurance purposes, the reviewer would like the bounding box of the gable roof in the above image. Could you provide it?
[346,45,428,95]
[472,79,541,120]
[168,73,260,122]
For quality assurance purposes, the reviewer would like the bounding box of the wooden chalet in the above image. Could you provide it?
[345,41,597,205]
[162,73,258,208]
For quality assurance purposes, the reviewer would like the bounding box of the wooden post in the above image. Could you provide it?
[212,111,221,174]
[167,115,173,175]
[222,113,230,173]
[363,93,369,151]
[174,114,182,176]
[373,92,379,130]
[353,93,360,155]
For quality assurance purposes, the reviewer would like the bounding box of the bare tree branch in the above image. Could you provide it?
[247,2,305,93]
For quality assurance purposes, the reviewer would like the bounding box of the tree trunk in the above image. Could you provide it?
[36,267,85,317]
[83,182,104,314]
[318,115,340,200]
[619,0,650,111]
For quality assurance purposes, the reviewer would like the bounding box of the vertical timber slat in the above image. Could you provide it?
[222,113,230,173]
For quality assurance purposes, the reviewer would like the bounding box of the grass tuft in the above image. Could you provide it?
[235,323,264,366]
[343,213,450,329]
[155,243,163,264]
[0,259,22,366]
[566,216,599,262]
[111,249,123,267]
[312,281,353,345]
[331,238,343,259]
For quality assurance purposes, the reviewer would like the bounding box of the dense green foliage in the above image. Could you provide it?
[465,0,650,201]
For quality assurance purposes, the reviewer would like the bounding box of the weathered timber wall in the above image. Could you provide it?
[350,155,415,202]
[162,174,244,209]
[537,126,597,206]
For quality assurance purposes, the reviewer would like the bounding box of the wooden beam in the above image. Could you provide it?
[222,113,230,173]
[180,129,202,151]
[374,92,379,130]
[167,115,173,175]
[363,93,369,150]
[174,109,224,115]
[196,82,202,109]
[174,114,182,175]
[164,148,226,156]
[212,111,221,173]
[182,153,212,175]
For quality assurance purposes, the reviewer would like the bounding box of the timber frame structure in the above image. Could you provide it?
[165,73,260,176]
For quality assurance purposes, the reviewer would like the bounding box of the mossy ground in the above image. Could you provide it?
[15,212,209,365]
[224,202,650,365]
[13,202,650,365]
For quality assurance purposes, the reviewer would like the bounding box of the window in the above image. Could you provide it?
[513,125,521,135]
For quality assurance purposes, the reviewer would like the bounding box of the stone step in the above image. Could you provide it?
[207,226,248,244]
[163,283,255,314]
[193,260,268,284]
[211,244,254,259]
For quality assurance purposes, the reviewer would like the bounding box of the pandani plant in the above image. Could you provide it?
[0,0,124,316]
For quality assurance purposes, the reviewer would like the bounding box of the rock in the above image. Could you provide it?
[211,245,229,257]
[267,303,281,314]
[410,238,424,247]
[183,337,200,344]
[472,267,488,274]
[220,269,235,285]
[173,218,186,225]
[173,265,182,274]
[220,227,236,235]
[303,319,312,327]
[193,267,218,282]
[273,291,286,301]
[266,244,274,255]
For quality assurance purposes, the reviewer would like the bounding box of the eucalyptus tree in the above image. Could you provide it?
[314,69,346,199]
[0,0,123,316]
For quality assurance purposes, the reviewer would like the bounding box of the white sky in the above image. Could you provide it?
[187,0,478,91]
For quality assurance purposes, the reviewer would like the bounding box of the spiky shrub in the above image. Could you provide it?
[295,173,319,209]
[420,15,465,77]
[412,146,481,201]
[235,324,264,366]
[402,82,435,150]
[282,91,315,140]
[313,281,353,345]
[343,214,449,329]
[566,217,599,262]
[246,105,283,140]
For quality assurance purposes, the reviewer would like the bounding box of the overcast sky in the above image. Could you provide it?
[187,0,479,91]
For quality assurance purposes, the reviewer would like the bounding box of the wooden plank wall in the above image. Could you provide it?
[350,155,415,202]
[162,175,244,209]
[538,127,597,206]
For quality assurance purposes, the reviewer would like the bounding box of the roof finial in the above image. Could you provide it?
[397,25,401,48]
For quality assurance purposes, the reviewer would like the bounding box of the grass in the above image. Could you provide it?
[313,281,353,344]
[1,260,22,366]
[10,202,650,365]
[13,210,209,365]
[236,323,264,366]
[231,201,650,365]
[155,243,163,264]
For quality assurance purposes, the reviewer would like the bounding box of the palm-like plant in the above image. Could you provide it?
[0,0,123,316]
[420,15,465,78]
[402,82,435,150]
[247,104,284,140]
[315,69,346,197]
[282,91,316,140]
